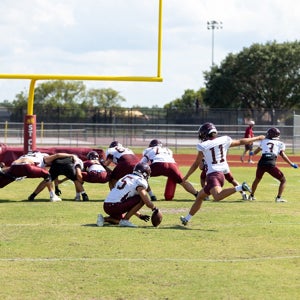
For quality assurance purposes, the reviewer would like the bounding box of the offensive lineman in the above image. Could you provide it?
[102,141,140,189]
[140,139,198,200]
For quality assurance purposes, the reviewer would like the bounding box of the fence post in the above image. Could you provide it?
[4,121,8,143]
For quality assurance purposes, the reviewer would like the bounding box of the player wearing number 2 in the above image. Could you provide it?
[180,122,265,226]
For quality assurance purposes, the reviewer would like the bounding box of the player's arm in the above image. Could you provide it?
[140,155,149,164]
[253,147,261,155]
[137,186,156,210]
[184,151,203,181]
[199,159,205,170]
[279,151,298,168]
[102,157,113,167]
[76,166,83,183]
[230,135,265,147]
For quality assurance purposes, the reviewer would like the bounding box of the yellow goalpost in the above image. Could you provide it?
[0,0,163,152]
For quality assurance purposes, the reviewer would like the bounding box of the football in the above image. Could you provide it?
[151,208,163,227]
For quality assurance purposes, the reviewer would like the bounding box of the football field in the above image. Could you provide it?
[1,162,299,299]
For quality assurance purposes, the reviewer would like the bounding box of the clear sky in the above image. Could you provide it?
[0,0,299,107]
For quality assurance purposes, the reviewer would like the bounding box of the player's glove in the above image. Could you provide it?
[55,186,62,196]
[291,163,298,169]
[249,151,254,156]
[139,214,150,222]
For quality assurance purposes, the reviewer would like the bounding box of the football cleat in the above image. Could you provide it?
[180,216,188,226]
[96,214,104,227]
[275,197,287,203]
[242,193,248,200]
[50,195,62,202]
[151,195,157,201]
[241,182,252,193]
[82,193,89,201]
[248,195,256,201]
[119,219,137,228]
[28,193,36,201]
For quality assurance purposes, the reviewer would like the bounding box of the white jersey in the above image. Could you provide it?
[141,146,175,164]
[259,138,285,157]
[18,152,47,168]
[104,173,148,204]
[106,145,135,164]
[73,156,84,170]
[87,163,106,173]
[197,136,232,175]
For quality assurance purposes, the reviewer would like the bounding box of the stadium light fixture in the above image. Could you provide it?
[207,20,223,66]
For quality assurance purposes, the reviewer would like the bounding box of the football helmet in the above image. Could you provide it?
[198,122,217,141]
[149,139,162,147]
[266,127,280,140]
[87,151,99,160]
[109,141,122,148]
[133,163,151,180]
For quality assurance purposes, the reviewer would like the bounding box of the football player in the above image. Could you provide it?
[199,158,248,201]
[102,141,140,189]
[248,127,298,202]
[96,162,159,228]
[180,122,265,226]
[73,151,111,200]
[0,151,69,202]
[28,153,89,201]
[140,139,198,200]
[103,141,157,201]
[240,120,255,163]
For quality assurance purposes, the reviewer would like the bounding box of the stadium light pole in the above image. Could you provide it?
[207,20,223,66]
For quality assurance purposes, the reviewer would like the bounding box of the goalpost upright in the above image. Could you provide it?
[0,0,164,153]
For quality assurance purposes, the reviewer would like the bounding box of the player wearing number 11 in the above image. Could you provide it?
[180,122,265,226]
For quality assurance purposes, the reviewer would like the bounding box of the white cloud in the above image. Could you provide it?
[0,0,299,107]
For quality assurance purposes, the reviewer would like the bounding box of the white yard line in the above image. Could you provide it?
[0,256,299,263]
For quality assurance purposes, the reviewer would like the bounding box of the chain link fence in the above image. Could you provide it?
[1,121,299,153]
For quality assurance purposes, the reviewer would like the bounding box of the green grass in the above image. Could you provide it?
[1,166,300,300]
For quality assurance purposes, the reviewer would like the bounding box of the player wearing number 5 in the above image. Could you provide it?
[248,127,298,202]
[180,122,265,226]
[96,163,159,228]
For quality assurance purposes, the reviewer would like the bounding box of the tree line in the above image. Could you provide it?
[1,41,299,124]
